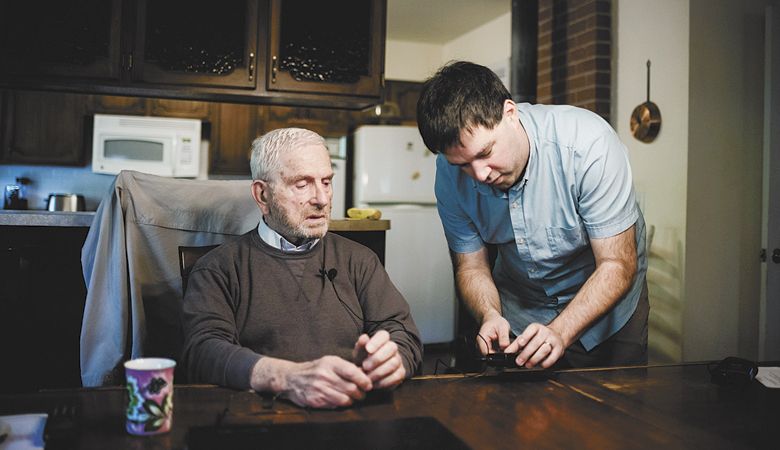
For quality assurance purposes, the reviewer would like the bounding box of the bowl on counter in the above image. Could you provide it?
[47,193,86,212]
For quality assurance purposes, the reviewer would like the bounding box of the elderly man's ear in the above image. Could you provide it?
[251,180,271,215]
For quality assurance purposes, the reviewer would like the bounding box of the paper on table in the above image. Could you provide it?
[756,367,780,388]
[0,414,47,450]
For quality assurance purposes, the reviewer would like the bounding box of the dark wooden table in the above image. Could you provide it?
[1,363,777,449]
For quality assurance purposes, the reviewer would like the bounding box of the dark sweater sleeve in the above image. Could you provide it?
[354,251,423,377]
[180,264,261,389]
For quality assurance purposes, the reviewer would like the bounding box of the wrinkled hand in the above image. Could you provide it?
[353,330,406,389]
[504,323,565,369]
[283,356,372,409]
[476,310,512,355]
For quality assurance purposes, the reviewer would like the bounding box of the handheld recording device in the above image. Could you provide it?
[480,352,520,368]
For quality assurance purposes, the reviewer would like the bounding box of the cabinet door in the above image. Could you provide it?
[384,80,425,125]
[89,95,148,116]
[0,227,89,392]
[209,103,260,175]
[0,0,122,80]
[149,99,211,120]
[0,90,87,165]
[263,106,354,138]
[267,0,385,98]
[132,0,259,89]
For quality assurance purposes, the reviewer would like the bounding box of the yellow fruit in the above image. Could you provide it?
[347,208,382,220]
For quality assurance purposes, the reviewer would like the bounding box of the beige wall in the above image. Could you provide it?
[615,0,690,362]
[385,12,511,82]
[385,40,443,81]
[616,0,768,362]
[442,12,511,68]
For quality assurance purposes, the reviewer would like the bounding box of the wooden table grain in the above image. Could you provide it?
[0,363,777,449]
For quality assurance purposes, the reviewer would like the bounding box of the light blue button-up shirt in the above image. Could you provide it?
[435,103,647,350]
[257,217,319,252]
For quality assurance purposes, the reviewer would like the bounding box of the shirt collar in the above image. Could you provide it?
[257,217,319,253]
[515,106,536,189]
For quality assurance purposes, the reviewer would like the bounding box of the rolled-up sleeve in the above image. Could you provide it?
[576,131,639,239]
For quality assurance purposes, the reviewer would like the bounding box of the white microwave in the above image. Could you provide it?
[92,114,202,177]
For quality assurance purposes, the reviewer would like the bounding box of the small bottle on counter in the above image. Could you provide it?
[3,177,30,210]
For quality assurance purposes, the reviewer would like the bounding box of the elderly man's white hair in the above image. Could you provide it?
[250,128,326,181]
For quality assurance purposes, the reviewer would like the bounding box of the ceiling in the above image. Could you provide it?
[387,0,511,44]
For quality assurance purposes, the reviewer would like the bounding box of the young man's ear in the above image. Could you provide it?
[502,99,517,120]
[251,180,271,215]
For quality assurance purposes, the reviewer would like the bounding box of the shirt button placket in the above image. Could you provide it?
[510,196,528,256]
[513,193,537,276]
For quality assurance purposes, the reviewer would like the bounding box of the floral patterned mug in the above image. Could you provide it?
[124,358,176,435]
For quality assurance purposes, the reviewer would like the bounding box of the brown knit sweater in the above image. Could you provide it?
[180,230,422,389]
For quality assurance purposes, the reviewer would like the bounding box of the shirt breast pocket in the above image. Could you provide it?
[546,224,588,259]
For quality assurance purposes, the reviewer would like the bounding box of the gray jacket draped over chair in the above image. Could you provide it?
[80,170,260,386]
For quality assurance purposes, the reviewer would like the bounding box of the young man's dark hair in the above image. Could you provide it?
[416,61,512,154]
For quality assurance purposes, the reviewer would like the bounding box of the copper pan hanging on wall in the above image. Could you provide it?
[630,60,661,143]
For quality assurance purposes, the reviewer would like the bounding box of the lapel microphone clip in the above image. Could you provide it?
[318,268,338,281]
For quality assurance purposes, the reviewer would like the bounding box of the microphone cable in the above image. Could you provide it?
[320,266,419,342]
[318,236,418,343]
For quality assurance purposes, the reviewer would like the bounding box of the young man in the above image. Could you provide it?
[417,61,648,369]
[181,128,422,408]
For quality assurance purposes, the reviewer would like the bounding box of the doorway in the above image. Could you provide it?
[760,3,780,360]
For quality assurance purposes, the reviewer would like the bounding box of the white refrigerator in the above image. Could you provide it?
[352,125,455,344]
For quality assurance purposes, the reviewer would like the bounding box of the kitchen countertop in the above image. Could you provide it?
[0,210,96,227]
[0,210,390,231]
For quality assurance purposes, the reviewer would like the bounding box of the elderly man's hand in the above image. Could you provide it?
[253,356,372,409]
[352,330,406,389]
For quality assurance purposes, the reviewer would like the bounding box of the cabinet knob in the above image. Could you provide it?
[248,52,255,81]
[272,56,278,84]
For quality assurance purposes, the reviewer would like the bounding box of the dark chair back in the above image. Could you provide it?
[178,245,220,293]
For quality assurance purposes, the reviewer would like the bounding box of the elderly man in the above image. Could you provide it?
[181,128,422,409]
[417,61,648,370]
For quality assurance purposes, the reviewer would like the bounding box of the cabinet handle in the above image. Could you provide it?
[272,55,278,84]
[122,53,134,71]
[248,52,255,81]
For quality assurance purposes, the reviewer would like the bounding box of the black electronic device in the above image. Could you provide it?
[708,356,758,386]
[480,352,520,368]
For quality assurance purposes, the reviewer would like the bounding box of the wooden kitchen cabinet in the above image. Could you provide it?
[89,95,211,119]
[0,90,88,165]
[267,0,386,99]
[262,105,357,138]
[0,226,89,392]
[383,80,426,125]
[209,102,261,175]
[0,0,123,81]
[89,95,147,115]
[0,0,384,109]
[0,79,420,171]
[131,0,260,90]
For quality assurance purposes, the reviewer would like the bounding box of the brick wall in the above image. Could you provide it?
[537,0,612,123]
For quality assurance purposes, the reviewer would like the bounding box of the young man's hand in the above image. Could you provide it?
[504,323,565,369]
[476,310,512,355]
